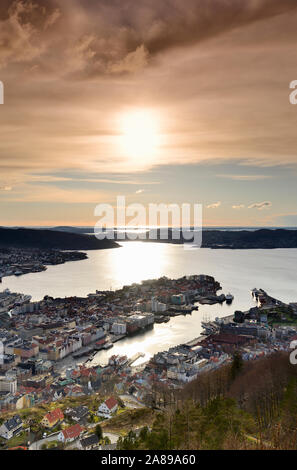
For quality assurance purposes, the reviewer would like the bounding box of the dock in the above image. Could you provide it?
[186,336,205,348]
[110,334,127,343]
[127,352,145,366]
[72,345,95,359]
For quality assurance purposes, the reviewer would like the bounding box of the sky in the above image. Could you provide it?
[0,0,297,227]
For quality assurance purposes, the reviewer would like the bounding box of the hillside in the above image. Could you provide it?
[117,352,297,450]
[141,228,297,248]
[0,227,120,250]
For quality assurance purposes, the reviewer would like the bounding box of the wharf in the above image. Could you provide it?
[72,345,95,359]
[110,334,127,343]
[185,336,205,347]
[127,352,145,366]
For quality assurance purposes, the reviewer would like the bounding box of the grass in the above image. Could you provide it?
[6,431,29,448]
[101,407,155,434]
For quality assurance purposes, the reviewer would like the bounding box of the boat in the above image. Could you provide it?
[225,293,234,303]
[102,342,113,350]
[201,321,217,335]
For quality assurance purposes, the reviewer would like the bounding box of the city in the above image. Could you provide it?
[0,271,296,450]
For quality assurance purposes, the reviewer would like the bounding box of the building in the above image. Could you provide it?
[0,376,17,394]
[0,415,23,440]
[171,294,185,305]
[151,298,167,313]
[58,423,84,443]
[65,405,89,423]
[41,408,64,428]
[111,322,127,335]
[97,396,118,418]
[13,342,39,359]
[79,433,99,450]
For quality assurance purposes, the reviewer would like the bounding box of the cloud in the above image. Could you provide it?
[207,201,221,209]
[107,45,149,74]
[1,0,297,77]
[0,0,297,225]
[0,1,61,69]
[232,204,245,209]
[248,201,272,210]
[217,174,272,181]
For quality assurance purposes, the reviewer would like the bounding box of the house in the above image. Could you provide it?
[97,396,118,418]
[65,405,89,423]
[58,423,84,443]
[79,433,99,450]
[0,415,23,440]
[41,408,64,428]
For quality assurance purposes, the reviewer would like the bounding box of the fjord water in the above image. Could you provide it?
[2,242,297,366]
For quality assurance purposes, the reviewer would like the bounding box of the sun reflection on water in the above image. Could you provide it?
[109,241,168,287]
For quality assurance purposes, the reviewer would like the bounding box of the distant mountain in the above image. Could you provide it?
[141,228,297,248]
[51,226,93,234]
[0,227,120,250]
[202,228,297,248]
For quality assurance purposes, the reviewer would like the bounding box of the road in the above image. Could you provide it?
[29,432,60,450]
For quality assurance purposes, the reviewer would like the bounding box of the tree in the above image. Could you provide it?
[94,424,103,440]
[231,351,243,381]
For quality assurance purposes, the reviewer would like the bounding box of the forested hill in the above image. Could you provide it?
[0,227,120,250]
[200,228,297,248]
[142,228,297,248]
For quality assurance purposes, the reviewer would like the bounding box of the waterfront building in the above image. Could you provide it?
[111,322,127,335]
[171,294,185,305]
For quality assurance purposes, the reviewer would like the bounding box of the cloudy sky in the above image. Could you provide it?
[0,0,297,226]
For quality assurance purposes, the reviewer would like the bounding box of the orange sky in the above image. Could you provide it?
[1,0,297,226]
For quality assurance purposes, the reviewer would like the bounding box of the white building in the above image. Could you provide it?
[111,322,127,335]
[0,376,17,394]
[0,415,23,440]
[97,397,118,418]
[151,297,167,313]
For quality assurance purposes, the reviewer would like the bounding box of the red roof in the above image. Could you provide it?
[104,396,118,410]
[62,423,83,440]
[44,408,64,424]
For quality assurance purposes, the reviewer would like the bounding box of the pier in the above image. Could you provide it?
[72,345,95,359]
[127,352,145,366]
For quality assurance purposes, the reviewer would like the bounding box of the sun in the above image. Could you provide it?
[120,110,160,162]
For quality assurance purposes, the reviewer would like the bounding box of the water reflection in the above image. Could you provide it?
[107,242,169,288]
[2,243,297,367]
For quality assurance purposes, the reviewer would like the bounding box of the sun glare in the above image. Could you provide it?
[120,110,160,162]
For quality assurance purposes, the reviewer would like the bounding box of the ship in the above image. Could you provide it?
[225,293,234,303]
[201,321,218,335]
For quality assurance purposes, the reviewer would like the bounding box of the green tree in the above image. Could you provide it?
[231,351,243,380]
[94,424,103,440]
